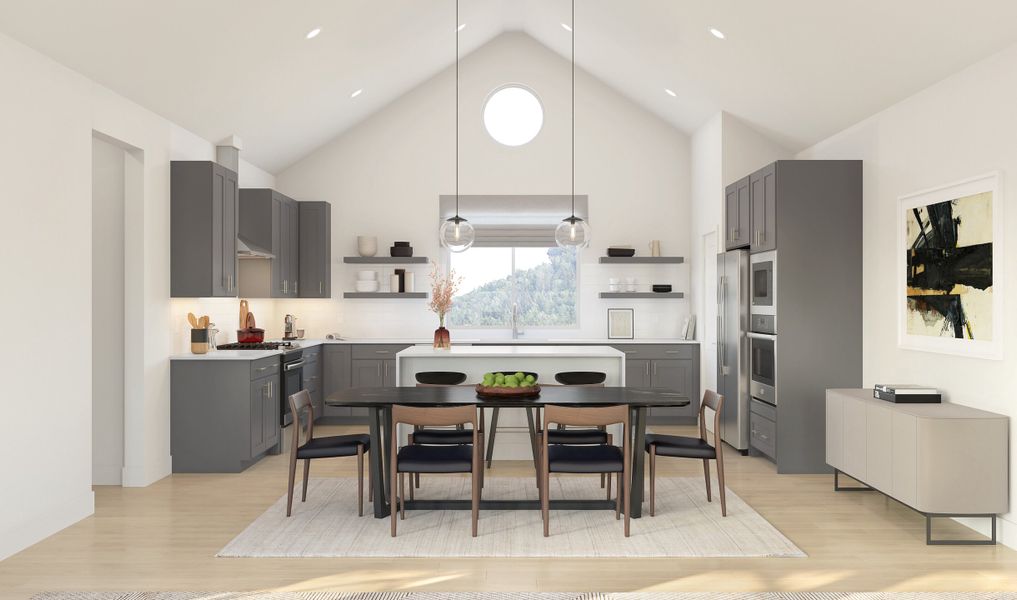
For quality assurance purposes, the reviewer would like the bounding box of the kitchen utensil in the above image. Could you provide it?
[652,284,673,293]
[607,247,636,257]
[294,329,305,339]
[198,315,209,329]
[357,270,378,281]
[357,236,378,257]
[239,300,249,329]
[355,280,380,292]
[246,312,256,328]
[284,314,297,339]
[236,327,265,343]
[187,312,199,328]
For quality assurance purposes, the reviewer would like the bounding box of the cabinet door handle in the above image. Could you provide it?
[319,281,323,294]
[664,349,680,354]
[374,350,390,354]
[294,280,298,295]
[645,362,649,376]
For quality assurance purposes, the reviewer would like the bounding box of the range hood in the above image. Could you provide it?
[237,236,274,259]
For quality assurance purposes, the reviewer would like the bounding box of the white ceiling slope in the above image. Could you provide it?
[2,1,1017,172]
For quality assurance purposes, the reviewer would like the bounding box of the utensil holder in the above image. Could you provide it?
[190,328,209,354]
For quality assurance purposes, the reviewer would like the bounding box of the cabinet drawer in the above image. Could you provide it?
[613,344,696,360]
[352,344,411,359]
[750,411,776,459]
[250,356,280,380]
[750,397,777,421]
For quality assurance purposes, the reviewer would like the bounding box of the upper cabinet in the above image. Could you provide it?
[239,189,299,298]
[724,176,751,250]
[171,161,239,297]
[749,162,776,253]
[299,201,332,298]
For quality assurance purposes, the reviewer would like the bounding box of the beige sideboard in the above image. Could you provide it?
[826,388,1008,545]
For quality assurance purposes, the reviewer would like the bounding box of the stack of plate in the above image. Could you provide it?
[356,270,379,292]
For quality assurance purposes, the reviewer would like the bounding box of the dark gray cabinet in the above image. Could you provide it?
[299,201,331,298]
[239,189,299,298]
[322,344,352,418]
[649,358,696,419]
[750,162,777,252]
[725,175,751,250]
[303,346,323,418]
[608,344,701,424]
[171,161,239,297]
[625,358,650,388]
[171,356,281,472]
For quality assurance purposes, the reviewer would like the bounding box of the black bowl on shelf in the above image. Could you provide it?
[607,247,636,257]
[390,245,414,257]
[652,284,673,293]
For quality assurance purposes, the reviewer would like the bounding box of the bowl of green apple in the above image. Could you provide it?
[475,371,541,399]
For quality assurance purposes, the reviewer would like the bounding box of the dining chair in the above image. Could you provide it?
[409,371,472,495]
[540,404,631,537]
[390,404,482,537]
[645,389,726,517]
[286,389,371,517]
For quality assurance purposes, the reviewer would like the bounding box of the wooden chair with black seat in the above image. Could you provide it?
[532,371,613,497]
[645,389,726,517]
[408,371,473,496]
[390,404,482,537]
[540,404,631,537]
[286,389,371,517]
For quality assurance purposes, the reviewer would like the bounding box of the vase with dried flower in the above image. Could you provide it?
[428,262,462,349]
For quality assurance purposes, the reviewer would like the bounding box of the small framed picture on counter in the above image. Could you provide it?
[607,308,634,339]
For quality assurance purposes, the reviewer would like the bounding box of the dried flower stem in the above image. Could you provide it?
[428,261,462,327]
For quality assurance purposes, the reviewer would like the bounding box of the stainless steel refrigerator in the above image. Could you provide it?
[717,250,750,451]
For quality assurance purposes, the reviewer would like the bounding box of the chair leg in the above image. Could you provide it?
[479,432,486,491]
[286,451,297,517]
[606,467,612,500]
[623,458,631,538]
[357,445,364,517]
[716,451,727,517]
[703,459,712,502]
[399,473,406,520]
[486,407,500,468]
[390,469,398,538]
[408,433,421,490]
[542,462,550,537]
[301,459,311,502]
[649,444,656,517]
[615,473,621,520]
[472,448,480,538]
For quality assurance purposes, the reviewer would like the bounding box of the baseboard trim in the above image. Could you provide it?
[0,488,94,561]
[122,453,172,488]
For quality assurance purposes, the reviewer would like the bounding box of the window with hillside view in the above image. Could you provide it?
[448,246,578,328]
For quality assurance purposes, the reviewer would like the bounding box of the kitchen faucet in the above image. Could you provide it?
[511,303,524,339]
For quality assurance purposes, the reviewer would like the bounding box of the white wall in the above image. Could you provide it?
[0,31,275,560]
[276,33,692,340]
[91,135,127,485]
[797,41,1017,548]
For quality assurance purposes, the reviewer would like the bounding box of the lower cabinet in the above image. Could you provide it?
[322,345,351,418]
[171,357,281,473]
[749,399,777,460]
[615,344,700,423]
[303,346,323,418]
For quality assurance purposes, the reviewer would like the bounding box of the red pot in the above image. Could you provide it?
[237,328,265,343]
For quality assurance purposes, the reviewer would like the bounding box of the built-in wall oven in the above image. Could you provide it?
[747,332,776,405]
[280,349,305,427]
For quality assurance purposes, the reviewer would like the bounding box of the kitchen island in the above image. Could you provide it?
[396,345,625,460]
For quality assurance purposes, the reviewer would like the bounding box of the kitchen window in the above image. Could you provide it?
[448,245,579,329]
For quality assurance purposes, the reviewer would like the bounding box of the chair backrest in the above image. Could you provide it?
[543,404,628,429]
[554,371,607,386]
[288,389,315,453]
[698,389,724,447]
[391,404,478,428]
[414,371,468,386]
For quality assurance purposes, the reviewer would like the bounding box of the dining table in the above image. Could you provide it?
[324,385,691,519]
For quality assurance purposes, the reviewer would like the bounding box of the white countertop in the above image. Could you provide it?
[171,349,282,360]
[397,345,625,359]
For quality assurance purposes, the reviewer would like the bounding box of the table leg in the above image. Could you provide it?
[368,406,390,518]
[629,406,647,518]
[525,407,540,487]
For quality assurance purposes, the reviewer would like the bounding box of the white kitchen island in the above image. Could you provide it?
[395,345,625,460]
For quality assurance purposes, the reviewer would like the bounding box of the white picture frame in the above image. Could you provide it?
[607,308,634,340]
[897,171,1003,360]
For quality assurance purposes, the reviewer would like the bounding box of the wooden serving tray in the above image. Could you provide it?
[475,383,541,400]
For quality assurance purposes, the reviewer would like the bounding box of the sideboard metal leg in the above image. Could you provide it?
[834,469,874,492]
[926,513,996,545]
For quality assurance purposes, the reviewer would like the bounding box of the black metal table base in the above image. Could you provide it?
[926,513,997,545]
[403,499,617,511]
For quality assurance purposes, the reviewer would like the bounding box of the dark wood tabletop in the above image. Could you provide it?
[324,386,691,407]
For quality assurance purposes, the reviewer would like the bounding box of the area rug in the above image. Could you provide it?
[30,592,1017,599]
[217,477,804,558]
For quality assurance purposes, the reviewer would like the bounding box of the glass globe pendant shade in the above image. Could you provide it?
[555,215,590,248]
[440,215,475,253]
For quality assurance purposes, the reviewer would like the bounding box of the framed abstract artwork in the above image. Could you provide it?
[607,308,634,340]
[898,172,1003,359]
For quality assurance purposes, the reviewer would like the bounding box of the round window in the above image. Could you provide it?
[483,85,544,146]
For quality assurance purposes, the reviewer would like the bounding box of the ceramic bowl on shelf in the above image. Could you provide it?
[355,280,380,292]
[607,247,636,257]
[357,270,378,281]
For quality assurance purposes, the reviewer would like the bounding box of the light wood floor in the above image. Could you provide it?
[1,424,1014,598]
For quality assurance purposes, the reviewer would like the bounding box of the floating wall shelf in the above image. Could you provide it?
[343,256,429,264]
[599,292,685,299]
[598,256,684,264]
[343,292,428,299]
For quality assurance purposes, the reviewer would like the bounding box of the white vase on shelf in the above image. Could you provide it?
[357,236,378,257]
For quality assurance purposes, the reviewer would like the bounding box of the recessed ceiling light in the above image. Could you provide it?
[457,23,466,32]
[561,23,573,32]
[351,89,363,98]
[665,88,677,97]
[709,27,725,39]
[306,28,321,40]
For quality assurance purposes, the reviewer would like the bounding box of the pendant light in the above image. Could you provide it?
[439,0,475,253]
[555,0,590,248]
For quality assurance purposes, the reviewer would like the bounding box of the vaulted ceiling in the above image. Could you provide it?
[3,0,1017,173]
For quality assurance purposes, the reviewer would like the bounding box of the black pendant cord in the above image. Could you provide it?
[570,0,575,220]
[455,0,460,220]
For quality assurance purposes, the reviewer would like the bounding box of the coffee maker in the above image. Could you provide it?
[283,314,297,340]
